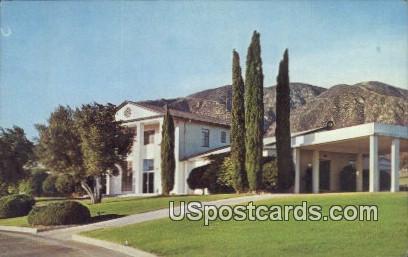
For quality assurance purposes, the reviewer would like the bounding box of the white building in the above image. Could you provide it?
[107,101,408,195]
[106,101,231,195]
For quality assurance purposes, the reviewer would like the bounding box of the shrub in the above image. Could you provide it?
[42,175,58,196]
[18,170,49,196]
[217,157,234,188]
[18,179,34,196]
[31,170,49,196]
[55,174,75,195]
[262,160,278,192]
[0,182,9,197]
[0,194,35,218]
[28,201,90,226]
[187,165,209,193]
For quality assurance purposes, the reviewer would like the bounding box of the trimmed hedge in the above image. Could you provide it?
[0,194,35,218]
[28,201,90,226]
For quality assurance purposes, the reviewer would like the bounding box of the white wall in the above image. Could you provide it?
[112,108,231,195]
[177,120,230,160]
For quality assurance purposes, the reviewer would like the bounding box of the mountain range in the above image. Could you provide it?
[140,81,408,136]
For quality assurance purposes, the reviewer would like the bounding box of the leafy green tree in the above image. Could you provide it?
[36,104,133,203]
[36,105,84,198]
[36,106,83,178]
[74,103,133,203]
[275,49,295,190]
[244,31,264,192]
[55,174,76,195]
[230,50,247,193]
[42,175,59,196]
[18,169,49,196]
[0,126,34,193]
[160,107,175,195]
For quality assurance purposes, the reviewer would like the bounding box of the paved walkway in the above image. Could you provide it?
[0,231,131,257]
[41,193,289,241]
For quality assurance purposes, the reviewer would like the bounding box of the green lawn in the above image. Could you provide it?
[0,194,241,227]
[83,193,408,257]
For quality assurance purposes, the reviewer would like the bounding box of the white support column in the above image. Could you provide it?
[312,150,320,194]
[369,135,379,192]
[293,148,301,194]
[106,174,111,195]
[356,153,364,192]
[135,122,144,194]
[391,139,400,192]
[156,118,164,195]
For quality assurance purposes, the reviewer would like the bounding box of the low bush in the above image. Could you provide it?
[0,194,35,218]
[28,201,90,226]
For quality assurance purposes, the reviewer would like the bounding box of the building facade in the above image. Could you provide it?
[107,101,408,195]
[106,101,230,195]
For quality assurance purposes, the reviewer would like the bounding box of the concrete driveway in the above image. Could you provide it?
[0,231,131,257]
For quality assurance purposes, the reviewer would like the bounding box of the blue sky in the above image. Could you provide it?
[0,1,407,139]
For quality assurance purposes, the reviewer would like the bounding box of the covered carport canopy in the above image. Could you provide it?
[299,135,408,154]
[290,123,408,193]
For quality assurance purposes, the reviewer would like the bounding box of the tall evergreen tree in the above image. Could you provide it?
[275,49,295,190]
[231,50,247,193]
[161,106,175,195]
[244,31,264,192]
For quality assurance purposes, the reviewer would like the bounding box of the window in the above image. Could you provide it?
[221,131,227,143]
[143,159,154,171]
[202,129,210,147]
[144,130,155,145]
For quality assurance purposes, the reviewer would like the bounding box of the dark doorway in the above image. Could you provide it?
[143,172,154,193]
[319,160,331,192]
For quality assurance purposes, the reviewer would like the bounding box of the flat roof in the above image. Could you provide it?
[185,123,408,161]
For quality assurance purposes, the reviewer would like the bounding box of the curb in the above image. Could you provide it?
[0,225,38,234]
[72,234,157,257]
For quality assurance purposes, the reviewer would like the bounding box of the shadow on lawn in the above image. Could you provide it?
[89,214,125,223]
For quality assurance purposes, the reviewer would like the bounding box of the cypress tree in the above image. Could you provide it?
[275,49,295,190]
[231,50,247,193]
[244,31,264,192]
[161,106,175,195]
